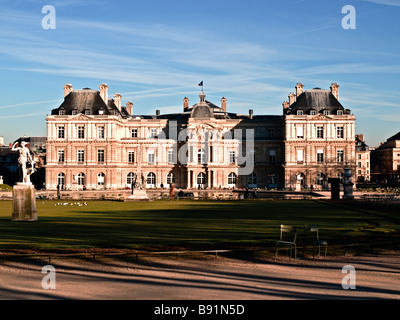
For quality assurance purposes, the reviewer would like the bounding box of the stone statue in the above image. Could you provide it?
[12,141,36,184]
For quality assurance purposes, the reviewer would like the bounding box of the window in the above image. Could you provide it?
[337,150,344,162]
[57,150,65,163]
[229,150,236,164]
[197,172,206,186]
[269,150,276,163]
[316,173,325,185]
[310,110,316,115]
[127,172,136,186]
[358,154,362,159]
[77,149,85,163]
[268,173,277,185]
[337,110,343,115]
[97,173,105,186]
[57,173,65,188]
[77,126,85,139]
[150,128,157,138]
[84,110,91,115]
[337,126,344,139]
[131,129,138,138]
[76,173,85,186]
[268,128,276,138]
[128,151,135,163]
[148,150,155,164]
[209,146,213,163]
[168,149,175,164]
[72,109,78,116]
[97,149,105,163]
[228,172,237,185]
[198,148,205,164]
[317,150,324,163]
[358,162,362,168]
[57,126,65,139]
[248,173,257,186]
[167,172,175,185]
[296,125,304,139]
[59,109,65,116]
[98,109,104,115]
[297,149,304,163]
[297,110,303,115]
[98,126,105,139]
[147,172,156,187]
[316,126,324,139]
[323,110,330,115]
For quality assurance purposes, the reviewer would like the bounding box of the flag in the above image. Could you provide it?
[198,81,203,87]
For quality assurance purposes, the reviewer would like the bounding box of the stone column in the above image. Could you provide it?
[12,184,38,221]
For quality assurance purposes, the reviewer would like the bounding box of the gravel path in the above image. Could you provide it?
[0,250,399,300]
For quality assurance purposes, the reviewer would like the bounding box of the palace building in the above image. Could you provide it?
[45,82,356,191]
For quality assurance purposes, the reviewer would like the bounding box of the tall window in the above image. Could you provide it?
[297,149,304,163]
[229,150,236,164]
[268,128,276,138]
[337,150,344,162]
[296,125,304,138]
[98,126,105,139]
[128,151,135,163]
[97,173,105,186]
[97,149,105,163]
[131,129,137,138]
[337,126,344,139]
[77,126,85,139]
[148,150,155,164]
[269,150,276,163]
[147,172,156,187]
[57,173,65,188]
[57,149,65,163]
[268,173,277,185]
[198,148,205,164]
[317,149,324,163]
[77,149,85,163]
[316,173,325,185]
[248,173,257,185]
[168,149,175,164]
[57,126,65,139]
[77,172,85,186]
[167,172,175,185]
[228,172,237,185]
[316,126,324,139]
[150,128,157,138]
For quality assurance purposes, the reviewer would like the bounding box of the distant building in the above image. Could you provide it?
[45,82,356,191]
[371,131,400,183]
[355,134,370,182]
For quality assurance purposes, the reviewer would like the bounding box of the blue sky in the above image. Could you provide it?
[0,0,399,147]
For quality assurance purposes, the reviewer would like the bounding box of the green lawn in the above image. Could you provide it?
[0,199,399,252]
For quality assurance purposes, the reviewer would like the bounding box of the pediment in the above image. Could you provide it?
[70,114,93,121]
[311,114,330,120]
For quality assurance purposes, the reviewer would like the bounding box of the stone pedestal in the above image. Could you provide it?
[343,182,354,200]
[12,183,38,221]
[295,182,302,192]
[126,189,149,201]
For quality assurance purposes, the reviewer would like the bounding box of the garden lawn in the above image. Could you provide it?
[0,200,399,252]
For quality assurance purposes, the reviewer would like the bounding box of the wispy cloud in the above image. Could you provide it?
[360,0,400,7]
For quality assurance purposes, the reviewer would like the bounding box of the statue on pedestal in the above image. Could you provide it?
[12,141,36,184]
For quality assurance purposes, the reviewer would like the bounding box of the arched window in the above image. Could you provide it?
[197,172,206,186]
[127,172,136,186]
[228,172,237,186]
[316,173,325,186]
[167,172,175,185]
[77,172,85,186]
[57,173,65,189]
[97,173,105,186]
[147,172,156,187]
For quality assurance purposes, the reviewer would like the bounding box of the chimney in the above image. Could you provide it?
[356,134,364,142]
[63,83,73,97]
[183,97,189,110]
[113,93,122,111]
[126,101,133,115]
[156,110,160,118]
[282,101,289,111]
[249,109,253,119]
[295,82,304,97]
[288,93,296,106]
[0,136,3,146]
[99,83,109,103]
[221,97,227,112]
[330,82,339,100]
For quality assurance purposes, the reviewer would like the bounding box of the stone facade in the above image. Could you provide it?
[45,82,356,191]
